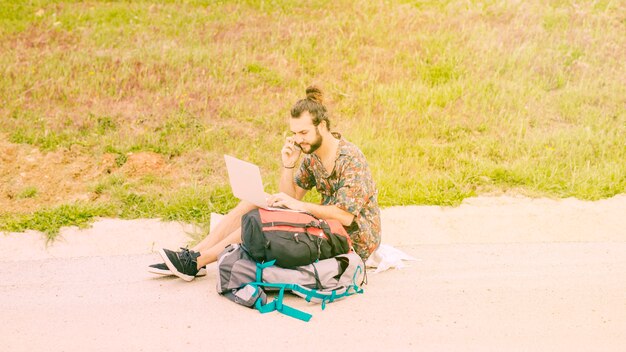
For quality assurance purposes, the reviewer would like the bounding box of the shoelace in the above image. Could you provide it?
[178,247,199,267]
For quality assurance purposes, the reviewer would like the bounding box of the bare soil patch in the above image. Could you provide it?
[0,135,219,214]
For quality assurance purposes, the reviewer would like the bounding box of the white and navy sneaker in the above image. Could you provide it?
[148,262,207,277]
[158,247,201,282]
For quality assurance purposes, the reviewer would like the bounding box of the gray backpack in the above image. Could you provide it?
[216,244,366,321]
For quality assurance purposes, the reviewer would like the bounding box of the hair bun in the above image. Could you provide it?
[305,85,323,104]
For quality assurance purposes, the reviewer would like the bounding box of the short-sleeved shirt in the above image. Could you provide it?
[294,138,381,260]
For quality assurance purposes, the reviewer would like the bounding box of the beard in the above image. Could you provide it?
[298,127,323,154]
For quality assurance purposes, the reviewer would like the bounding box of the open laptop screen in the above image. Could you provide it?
[224,155,269,208]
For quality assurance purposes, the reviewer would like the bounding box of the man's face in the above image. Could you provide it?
[290,111,323,154]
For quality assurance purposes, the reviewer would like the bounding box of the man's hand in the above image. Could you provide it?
[281,136,301,168]
[267,192,304,211]
[268,192,355,226]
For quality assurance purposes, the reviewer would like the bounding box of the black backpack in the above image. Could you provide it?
[241,208,353,268]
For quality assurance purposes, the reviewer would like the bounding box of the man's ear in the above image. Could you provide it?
[319,119,329,132]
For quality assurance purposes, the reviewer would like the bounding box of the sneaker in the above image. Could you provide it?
[159,247,201,282]
[148,263,207,277]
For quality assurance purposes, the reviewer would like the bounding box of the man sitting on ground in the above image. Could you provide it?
[150,86,381,281]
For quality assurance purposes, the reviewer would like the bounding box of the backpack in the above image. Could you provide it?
[241,208,353,268]
[216,243,366,322]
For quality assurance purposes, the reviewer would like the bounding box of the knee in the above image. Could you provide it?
[235,200,258,213]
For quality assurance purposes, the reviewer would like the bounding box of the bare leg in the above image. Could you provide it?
[196,228,242,268]
[192,201,256,252]
[155,200,255,277]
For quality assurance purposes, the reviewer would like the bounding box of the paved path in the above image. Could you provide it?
[2,241,626,352]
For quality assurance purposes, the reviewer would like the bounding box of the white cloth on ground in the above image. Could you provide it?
[365,244,418,274]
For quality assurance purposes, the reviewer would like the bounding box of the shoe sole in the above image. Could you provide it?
[158,248,195,282]
[148,266,207,277]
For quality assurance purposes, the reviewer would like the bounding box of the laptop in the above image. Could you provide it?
[224,154,289,211]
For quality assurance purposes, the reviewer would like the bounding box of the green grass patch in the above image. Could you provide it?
[0,203,115,241]
[17,186,38,199]
[1,0,625,236]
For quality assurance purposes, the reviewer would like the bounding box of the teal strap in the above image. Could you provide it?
[255,298,276,313]
[276,286,285,310]
[293,285,325,302]
[247,262,369,323]
[253,285,312,322]
[255,260,276,282]
[256,282,294,290]
[305,288,317,302]
[279,304,312,322]
[292,285,351,304]
[351,265,365,294]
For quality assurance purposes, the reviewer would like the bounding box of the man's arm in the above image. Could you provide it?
[299,202,355,227]
[279,136,306,199]
[278,167,306,199]
[267,192,355,227]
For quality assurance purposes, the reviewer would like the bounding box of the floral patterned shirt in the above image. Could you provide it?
[294,137,381,260]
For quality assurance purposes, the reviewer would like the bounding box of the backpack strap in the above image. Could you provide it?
[252,261,313,322]
[255,260,276,282]
[249,255,366,322]
[251,283,313,322]
[351,265,365,294]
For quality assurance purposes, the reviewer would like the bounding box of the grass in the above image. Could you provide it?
[0,184,239,238]
[0,203,115,241]
[17,186,38,199]
[0,0,624,238]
